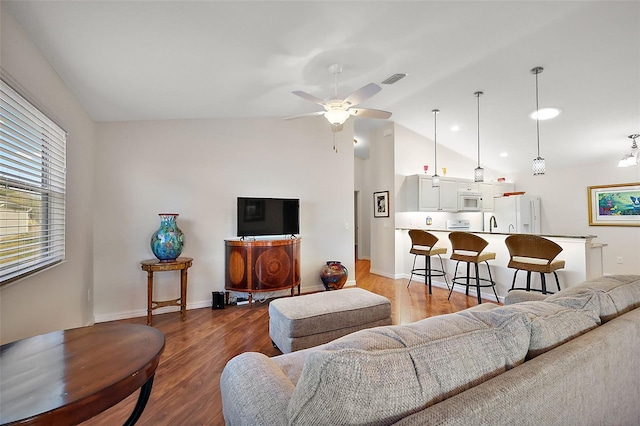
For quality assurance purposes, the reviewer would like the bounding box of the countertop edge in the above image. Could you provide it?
[395,228,597,240]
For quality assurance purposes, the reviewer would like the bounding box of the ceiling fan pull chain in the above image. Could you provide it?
[333,132,338,153]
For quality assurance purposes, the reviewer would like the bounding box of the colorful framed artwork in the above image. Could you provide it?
[587,182,640,226]
[373,191,390,218]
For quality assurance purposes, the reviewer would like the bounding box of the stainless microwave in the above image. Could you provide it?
[458,192,482,211]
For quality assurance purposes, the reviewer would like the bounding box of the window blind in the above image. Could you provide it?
[0,79,66,285]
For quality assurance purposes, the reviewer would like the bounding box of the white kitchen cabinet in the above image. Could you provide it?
[458,180,479,192]
[479,181,515,212]
[417,176,439,210]
[406,175,458,211]
[439,179,458,211]
[480,182,494,211]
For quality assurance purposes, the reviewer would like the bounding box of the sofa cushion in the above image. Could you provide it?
[545,275,640,322]
[457,302,500,313]
[287,310,531,425]
[483,299,601,358]
[504,289,548,305]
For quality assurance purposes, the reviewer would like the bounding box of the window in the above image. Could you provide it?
[0,79,66,285]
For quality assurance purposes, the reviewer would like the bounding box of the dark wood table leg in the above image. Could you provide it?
[146,271,154,326]
[180,268,188,321]
[123,374,155,426]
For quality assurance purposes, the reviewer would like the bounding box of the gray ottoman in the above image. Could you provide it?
[269,287,392,353]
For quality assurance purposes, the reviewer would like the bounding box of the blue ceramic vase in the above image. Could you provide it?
[150,213,184,261]
[320,261,348,291]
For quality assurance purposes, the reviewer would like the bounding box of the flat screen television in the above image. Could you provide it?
[237,197,299,237]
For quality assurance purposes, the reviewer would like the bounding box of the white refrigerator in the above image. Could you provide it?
[485,195,541,234]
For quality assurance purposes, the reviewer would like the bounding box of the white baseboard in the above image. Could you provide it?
[95,299,212,323]
[95,274,503,324]
[369,269,397,279]
[94,283,334,323]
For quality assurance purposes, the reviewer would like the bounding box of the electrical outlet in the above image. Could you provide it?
[616,256,623,264]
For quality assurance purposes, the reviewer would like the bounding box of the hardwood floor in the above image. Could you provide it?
[82,259,498,426]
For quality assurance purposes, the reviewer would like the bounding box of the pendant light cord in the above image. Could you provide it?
[535,70,541,157]
[433,109,438,172]
[530,66,545,175]
[476,92,481,167]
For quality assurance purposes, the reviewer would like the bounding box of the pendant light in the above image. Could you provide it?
[473,91,484,182]
[531,66,546,175]
[432,109,440,187]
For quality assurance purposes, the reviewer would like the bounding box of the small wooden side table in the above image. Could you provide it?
[141,257,193,326]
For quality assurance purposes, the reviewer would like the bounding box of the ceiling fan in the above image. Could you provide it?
[286,64,392,133]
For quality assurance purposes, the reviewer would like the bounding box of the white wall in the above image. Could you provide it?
[368,123,396,277]
[354,156,371,260]
[513,160,640,275]
[93,117,355,321]
[0,6,96,344]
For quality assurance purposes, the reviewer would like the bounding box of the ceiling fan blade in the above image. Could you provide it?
[284,111,325,120]
[349,108,392,119]
[343,83,382,107]
[292,90,326,106]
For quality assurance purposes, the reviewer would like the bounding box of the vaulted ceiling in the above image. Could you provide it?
[4,1,639,173]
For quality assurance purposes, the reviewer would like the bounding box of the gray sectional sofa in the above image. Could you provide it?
[220,275,640,425]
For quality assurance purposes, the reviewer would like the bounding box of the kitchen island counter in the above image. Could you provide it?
[396,227,596,240]
[395,228,602,301]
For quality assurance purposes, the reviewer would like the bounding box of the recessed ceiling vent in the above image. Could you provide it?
[381,73,407,85]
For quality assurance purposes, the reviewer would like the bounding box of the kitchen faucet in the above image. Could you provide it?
[509,224,515,233]
[489,215,497,233]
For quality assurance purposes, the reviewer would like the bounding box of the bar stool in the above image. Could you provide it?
[448,232,498,304]
[505,234,565,294]
[407,230,449,294]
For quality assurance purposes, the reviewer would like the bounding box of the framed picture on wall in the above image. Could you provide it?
[587,182,640,226]
[373,191,390,218]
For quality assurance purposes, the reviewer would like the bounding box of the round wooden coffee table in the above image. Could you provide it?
[0,323,165,425]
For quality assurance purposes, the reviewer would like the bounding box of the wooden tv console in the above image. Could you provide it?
[224,237,301,308]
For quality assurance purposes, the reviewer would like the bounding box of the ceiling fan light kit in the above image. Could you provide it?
[531,66,546,176]
[324,108,350,126]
